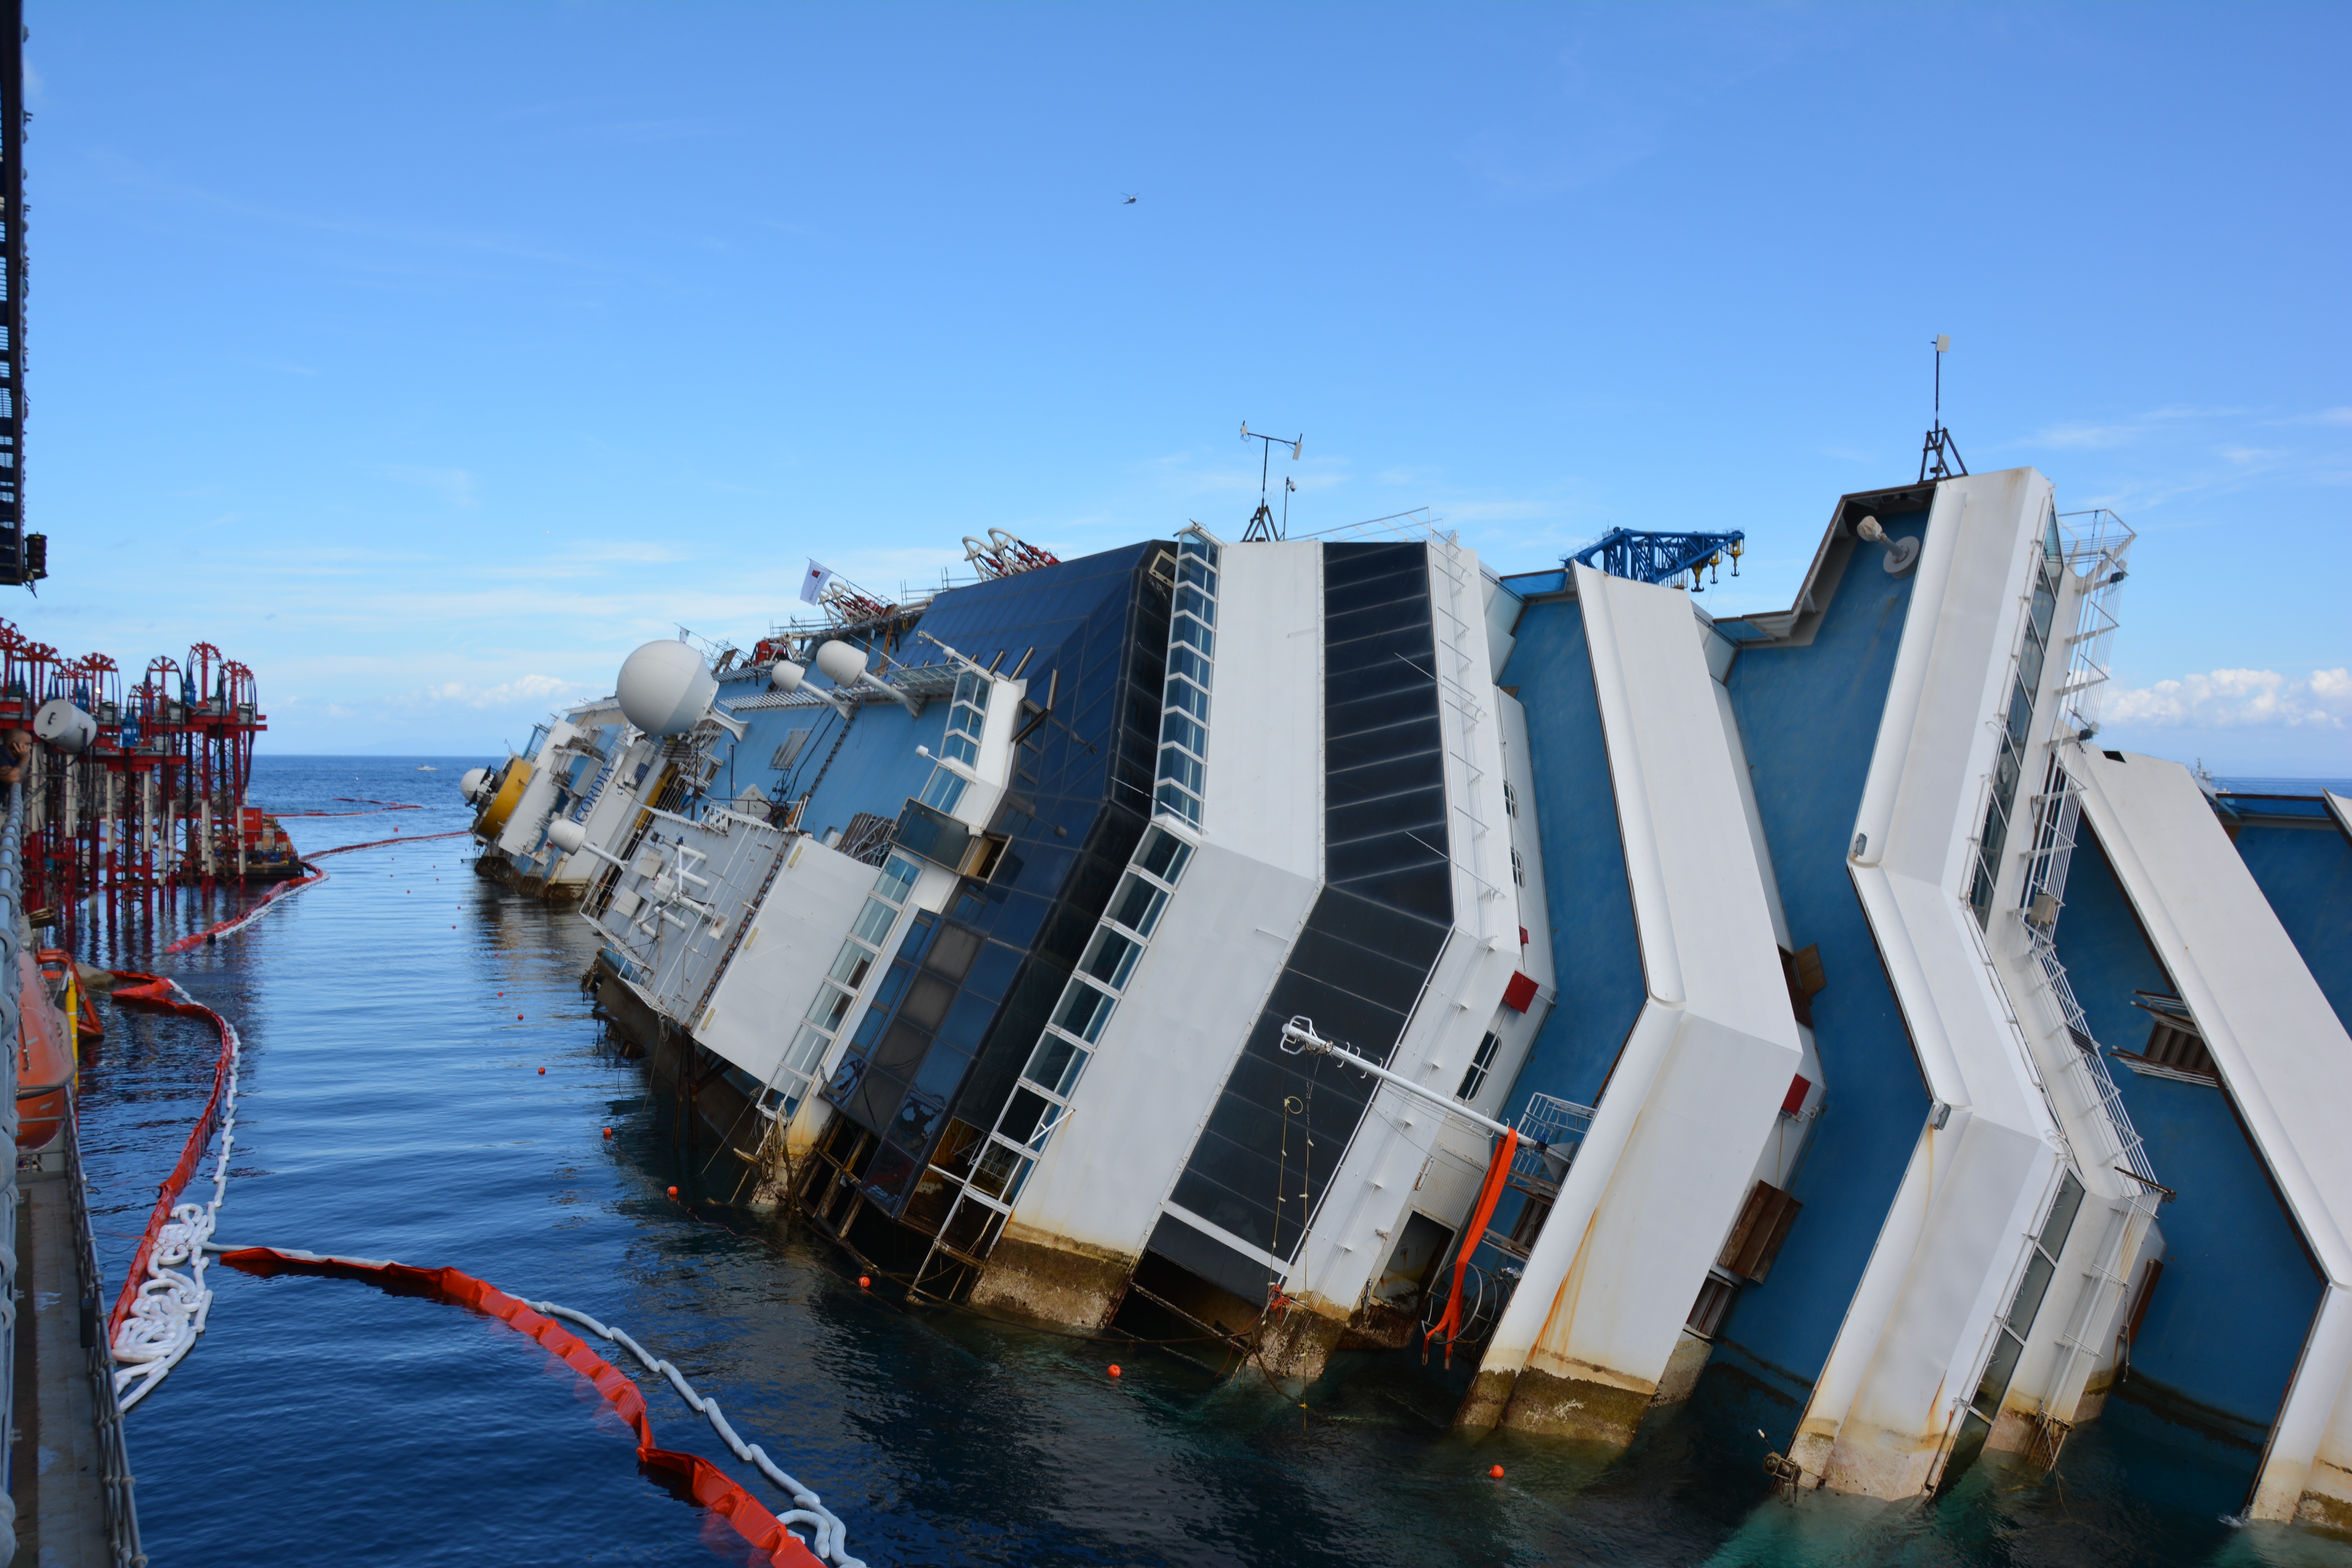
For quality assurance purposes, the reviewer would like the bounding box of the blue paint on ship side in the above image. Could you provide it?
[2056,820,2322,1442]
[1493,595,1646,1122]
[2230,818,2352,1034]
[1708,509,1930,1410]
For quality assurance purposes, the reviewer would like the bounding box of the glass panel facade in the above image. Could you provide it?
[768,853,922,1116]
[1160,541,1455,1266]
[1152,530,1220,829]
[1971,510,2067,926]
[815,539,1174,1232]
[1961,1169,2087,1442]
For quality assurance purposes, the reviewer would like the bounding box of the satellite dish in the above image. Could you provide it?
[616,639,745,739]
[32,699,97,754]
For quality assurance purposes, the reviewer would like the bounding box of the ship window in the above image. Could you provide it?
[1167,644,1212,688]
[1171,615,1214,657]
[1456,1031,1502,1102]
[1174,584,1217,627]
[1154,781,1202,827]
[1160,710,1207,757]
[1158,747,1205,797]
[1164,676,1210,722]
[925,922,983,981]
[876,855,920,906]
[900,974,954,1031]
[969,1139,1025,1200]
[1178,554,1218,594]
[1080,928,1142,991]
[1107,873,1169,938]
[851,896,897,947]
[1053,982,1114,1043]
[1503,780,1518,818]
[804,983,853,1032]
[943,731,980,766]
[827,942,875,990]
[1137,828,1192,885]
[781,1024,830,1081]
[1964,1170,2085,1440]
[920,767,969,814]
[1510,848,1525,887]
[1023,1033,1085,1098]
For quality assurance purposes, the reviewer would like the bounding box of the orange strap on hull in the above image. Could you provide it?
[221,1248,826,1568]
[1424,1128,1517,1368]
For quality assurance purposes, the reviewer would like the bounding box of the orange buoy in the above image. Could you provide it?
[537,1066,546,1075]
[517,1013,524,1020]
[602,1127,613,1138]
[1108,1364,1122,1378]
[666,1186,679,1199]
[1488,1464,1505,1479]
[858,1276,871,1289]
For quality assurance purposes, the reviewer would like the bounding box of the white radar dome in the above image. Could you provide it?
[545,818,588,855]
[811,640,868,687]
[770,659,807,693]
[459,766,492,803]
[617,639,719,736]
[31,699,97,755]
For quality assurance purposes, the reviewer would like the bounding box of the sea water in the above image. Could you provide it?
[64,756,2352,1567]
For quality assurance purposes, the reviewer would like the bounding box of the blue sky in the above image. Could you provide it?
[14,3,2347,771]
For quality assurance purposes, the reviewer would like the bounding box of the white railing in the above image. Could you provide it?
[1509,1093,1596,1189]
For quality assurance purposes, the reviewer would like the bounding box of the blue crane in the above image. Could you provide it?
[1568,528,1746,590]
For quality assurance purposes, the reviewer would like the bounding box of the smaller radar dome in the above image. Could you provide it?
[459,766,492,803]
[617,639,719,736]
[812,640,869,688]
[546,818,588,855]
[770,659,807,693]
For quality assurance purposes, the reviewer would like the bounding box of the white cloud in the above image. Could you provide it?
[401,673,587,710]
[2106,668,2352,730]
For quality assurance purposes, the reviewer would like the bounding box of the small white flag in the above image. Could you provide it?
[800,559,837,606]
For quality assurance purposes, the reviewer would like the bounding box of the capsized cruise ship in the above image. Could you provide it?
[463,474,2352,1525]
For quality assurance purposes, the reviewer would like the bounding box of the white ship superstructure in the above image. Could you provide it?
[461,469,2352,1523]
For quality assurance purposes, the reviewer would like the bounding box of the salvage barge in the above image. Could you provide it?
[467,471,2352,1525]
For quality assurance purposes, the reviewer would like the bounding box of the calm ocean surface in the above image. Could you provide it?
[62,756,2352,1567]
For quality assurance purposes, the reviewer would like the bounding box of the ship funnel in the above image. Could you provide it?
[32,699,98,755]
[811,639,923,718]
[617,639,746,740]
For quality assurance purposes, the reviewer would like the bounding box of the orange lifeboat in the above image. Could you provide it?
[18,948,76,1151]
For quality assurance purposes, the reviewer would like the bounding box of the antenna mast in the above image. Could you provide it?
[1918,334,1968,483]
[1238,421,1302,541]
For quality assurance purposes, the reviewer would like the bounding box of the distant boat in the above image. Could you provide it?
[416,765,439,772]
